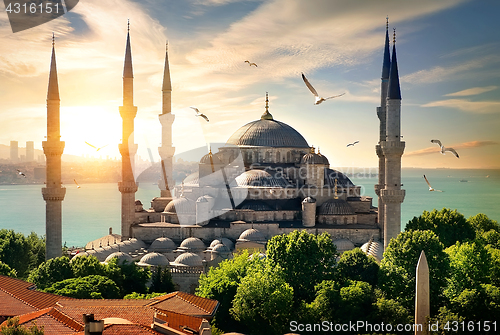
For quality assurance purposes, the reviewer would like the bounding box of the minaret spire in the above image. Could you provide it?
[388,28,401,100]
[162,42,172,92]
[42,34,66,259]
[382,17,391,81]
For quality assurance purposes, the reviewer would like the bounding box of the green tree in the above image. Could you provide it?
[196,250,264,333]
[468,213,499,236]
[0,261,17,277]
[43,275,120,299]
[265,230,337,303]
[26,232,45,274]
[449,284,500,322]
[0,229,31,278]
[27,256,73,290]
[405,208,475,248]
[335,247,379,286]
[70,255,107,277]
[149,266,175,294]
[0,317,44,335]
[231,266,294,335]
[104,258,150,297]
[379,230,450,313]
[123,292,167,299]
[371,291,411,327]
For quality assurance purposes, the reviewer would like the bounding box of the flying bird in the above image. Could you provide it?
[244,60,257,67]
[85,142,108,152]
[74,179,81,189]
[301,73,345,105]
[16,169,26,178]
[423,175,443,192]
[346,141,359,147]
[431,139,459,158]
[190,106,209,122]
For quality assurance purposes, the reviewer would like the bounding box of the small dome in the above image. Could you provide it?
[150,237,176,252]
[138,252,170,267]
[164,197,195,214]
[300,152,324,165]
[172,252,203,267]
[104,251,133,265]
[179,237,206,252]
[135,200,143,205]
[70,251,89,261]
[183,172,199,186]
[324,168,355,188]
[219,238,234,250]
[211,244,230,253]
[235,170,290,187]
[200,152,223,165]
[317,151,329,165]
[238,228,267,243]
[239,200,273,211]
[302,196,316,203]
[333,238,355,252]
[209,239,222,248]
[361,240,384,263]
[319,198,354,215]
[196,196,208,203]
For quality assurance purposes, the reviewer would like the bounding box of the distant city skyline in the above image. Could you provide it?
[0,0,499,168]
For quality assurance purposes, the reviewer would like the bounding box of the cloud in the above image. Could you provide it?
[406,140,498,156]
[445,86,498,97]
[421,99,500,114]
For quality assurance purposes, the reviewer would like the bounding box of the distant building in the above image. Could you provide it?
[26,141,34,162]
[9,141,18,162]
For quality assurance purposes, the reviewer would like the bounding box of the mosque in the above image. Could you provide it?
[44,20,404,292]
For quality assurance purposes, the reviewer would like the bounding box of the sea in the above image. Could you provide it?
[0,168,498,247]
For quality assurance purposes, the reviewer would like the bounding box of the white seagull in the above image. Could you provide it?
[423,175,444,192]
[190,106,209,122]
[244,60,257,67]
[74,179,81,189]
[301,73,345,105]
[346,141,359,147]
[431,139,459,158]
[16,169,26,178]
[85,142,108,152]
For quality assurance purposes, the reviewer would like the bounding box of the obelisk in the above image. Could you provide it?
[415,250,430,335]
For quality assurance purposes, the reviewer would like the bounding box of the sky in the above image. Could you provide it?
[0,0,499,169]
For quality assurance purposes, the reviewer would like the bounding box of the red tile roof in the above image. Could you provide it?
[72,324,164,335]
[55,305,155,327]
[0,275,72,312]
[149,291,219,317]
[0,289,36,317]
[6,307,83,334]
[154,310,208,334]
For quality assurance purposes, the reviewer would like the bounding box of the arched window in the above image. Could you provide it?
[276,151,281,162]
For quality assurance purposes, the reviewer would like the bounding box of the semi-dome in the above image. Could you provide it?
[324,169,355,188]
[235,170,290,187]
[172,252,203,267]
[104,251,133,265]
[179,237,206,252]
[164,197,196,214]
[138,252,170,267]
[333,238,355,252]
[150,237,176,252]
[361,240,384,263]
[226,118,309,148]
[300,152,324,165]
[238,228,267,243]
[319,198,355,215]
[239,200,273,211]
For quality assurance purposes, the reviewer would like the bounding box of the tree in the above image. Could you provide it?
[0,317,44,335]
[104,258,150,297]
[70,255,107,278]
[27,256,73,290]
[43,275,121,299]
[371,291,411,326]
[0,261,17,277]
[0,229,31,278]
[335,247,379,286]
[468,213,499,236]
[149,266,175,294]
[123,292,167,299]
[231,266,294,335]
[197,250,264,333]
[265,230,337,303]
[405,208,475,248]
[379,230,450,313]
[26,232,45,274]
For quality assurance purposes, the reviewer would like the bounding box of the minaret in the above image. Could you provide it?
[380,29,405,250]
[42,34,66,260]
[158,42,175,198]
[375,18,391,240]
[118,21,138,240]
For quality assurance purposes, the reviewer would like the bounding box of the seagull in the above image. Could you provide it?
[431,139,459,158]
[74,179,81,189]
[85,142,108,152]
[301,73,345,105]
[16,169,26,178]
[423,175,443,192]
[244,60,257,67]
[346,141,359,147]
[190,106,209,122]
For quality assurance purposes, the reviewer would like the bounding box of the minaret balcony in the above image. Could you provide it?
[42,141,65,156]
[159,112,175,125]
[118,181,138,193]
[381,141,405,156]
[380,189,405,203]
[42,187,66,201]
[158,147,175,158]
[119,143,138,156]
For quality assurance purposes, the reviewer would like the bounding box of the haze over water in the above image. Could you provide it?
[0,168,498,247]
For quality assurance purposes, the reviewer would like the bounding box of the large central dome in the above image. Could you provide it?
[226,118,309,148]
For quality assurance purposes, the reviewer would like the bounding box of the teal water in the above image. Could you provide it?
[0,169,499,247]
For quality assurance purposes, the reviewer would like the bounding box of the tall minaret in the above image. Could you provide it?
[380,29,405,250]
[118,21,138,240]
[158,42,175,198]
[42,34,66,260]
[375,18,391,241]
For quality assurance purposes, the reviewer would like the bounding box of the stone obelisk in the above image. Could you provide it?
[42,34,66,260]
[415,250,430,335]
